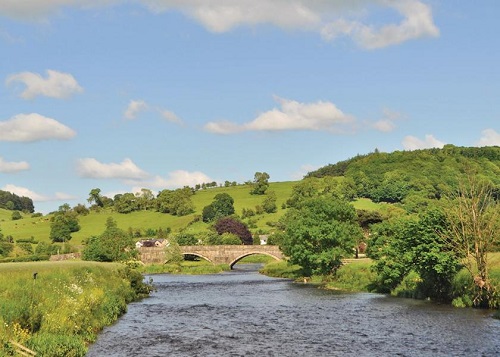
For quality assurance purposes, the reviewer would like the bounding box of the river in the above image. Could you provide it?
[87,264,499,356]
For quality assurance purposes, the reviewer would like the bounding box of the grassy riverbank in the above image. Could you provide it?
[0,261,152,356]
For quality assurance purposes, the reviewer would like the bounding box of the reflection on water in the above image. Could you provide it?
[87,264,499,356]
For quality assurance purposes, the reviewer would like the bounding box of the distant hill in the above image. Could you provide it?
[305,145,500,203]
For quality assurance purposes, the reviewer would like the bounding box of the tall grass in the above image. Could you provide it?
[0,261,151,356]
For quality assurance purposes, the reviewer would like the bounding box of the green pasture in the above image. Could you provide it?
[0,180,385,245]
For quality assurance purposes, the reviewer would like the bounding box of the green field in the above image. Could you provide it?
[0,181,385,245]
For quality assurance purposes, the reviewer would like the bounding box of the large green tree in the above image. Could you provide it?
[368,209,459,302]
[49,204,80,243]
[82,218,136,262]
[202,193,235,222]
[156,187,195,216]
[280,197,362,276]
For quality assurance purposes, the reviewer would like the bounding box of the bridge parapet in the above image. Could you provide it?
[139,245,284,268]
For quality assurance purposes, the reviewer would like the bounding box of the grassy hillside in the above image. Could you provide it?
[0,182,296,245]
[0,181,385,246]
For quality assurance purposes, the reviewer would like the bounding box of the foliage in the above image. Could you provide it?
[213,217,253,245]
[113,193,138,213]
[250,172,270,195]
[156,187,195,216]
[174,232,198,245]
[324,260,376,292]
[285,177,353,209]
[368,209,460,302]
[443,173,500,308]
[279,197,362,276]
[0,190,34,213]
[306,145,500,204]
[82,218,136,262]
[202,193,235,222]
[0,261,152,356]
[262,191,277,213]
[11,211,22,220]
[49,204,80,243]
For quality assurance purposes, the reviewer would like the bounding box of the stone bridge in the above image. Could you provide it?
[139,245,284,268]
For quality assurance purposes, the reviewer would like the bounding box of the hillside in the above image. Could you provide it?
[0,181,297,245]
[306,145,500,204]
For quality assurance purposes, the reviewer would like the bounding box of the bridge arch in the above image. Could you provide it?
[229,252,282,269]
[181,252,213,264]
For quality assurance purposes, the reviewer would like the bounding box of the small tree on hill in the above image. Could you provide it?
[251,172,270,195]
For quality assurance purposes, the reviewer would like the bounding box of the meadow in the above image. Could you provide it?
[0,177,384,247]
[0,261,151,356]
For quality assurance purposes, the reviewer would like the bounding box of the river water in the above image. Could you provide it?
[87,264,499,356]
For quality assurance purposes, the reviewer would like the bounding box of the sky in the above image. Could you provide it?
[0,0,499,213]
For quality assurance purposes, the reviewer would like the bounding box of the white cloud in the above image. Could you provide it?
[373,119,396,132]
[131,170,213,190]
[1,184,76,202]
[477,129,500,147]
[321,0,439,49]
[291,164,319,180]
[205,97,355,134]
[124,99,149,120]
[402,134,445,150]
[0,0,117,21]
[1,184,48,201]
[159,109,183,124]
[6,70,83,99]
[76,157,150,179]
[2,1,439,49]
[0,157,30,173]
[0,113,76,142]
[372,108,403,132]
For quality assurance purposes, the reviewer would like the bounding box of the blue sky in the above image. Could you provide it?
[0,0,499,213]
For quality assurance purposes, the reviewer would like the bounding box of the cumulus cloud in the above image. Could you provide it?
[160,109,183,124]
[1,184,76,202]
[321,0,439,49]
[372,108,404,132]
[0,113,76,142]
[0,157,30,173]
[131,170,213,190]
[6,70,83,99]
[402,134,445,150]
[2,1,439,49]
[124,99,149,120]
[477,129,500,147]
[76,157,150,180]
[205,97,355,134]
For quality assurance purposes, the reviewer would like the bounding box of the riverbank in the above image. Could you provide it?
[0,261,153,356]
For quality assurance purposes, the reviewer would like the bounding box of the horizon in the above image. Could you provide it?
[1,1,499,213]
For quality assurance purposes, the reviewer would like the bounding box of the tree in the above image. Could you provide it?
[82,217,136,262]
[87,188,103,207]
[136,188,155,210]
[444,174,500,307]
[250,172,270,195]
[202,193,235,222]
[114,192,139,213]
[214,217,253,245]
[368,209,460,302]
[262,191,277,213]
[280,197,362,276]
[11,211,22,220]
[156,187,194,216]
[49,204,80,243]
